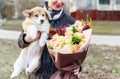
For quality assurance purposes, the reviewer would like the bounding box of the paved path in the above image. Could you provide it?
[91,35,120,46]
[0,29,120,46]
[0,29,21,40]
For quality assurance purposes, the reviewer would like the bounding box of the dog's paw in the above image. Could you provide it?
[11,72,18,79]
[39,42,45,47]
[11,77,15,79]
[25,70,29,76]
[25,68,33,74]
[30,32,37,39]
[11,76,15,79]
[39,40,45,47]
[28,26,37,39]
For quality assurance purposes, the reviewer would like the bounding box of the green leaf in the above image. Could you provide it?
[72,36,81,44]
[72,26,78,33]
[48,45,53,49]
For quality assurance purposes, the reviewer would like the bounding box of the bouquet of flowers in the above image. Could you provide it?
[46,18,92,79]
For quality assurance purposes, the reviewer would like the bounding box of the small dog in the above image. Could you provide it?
[11,6,50,79]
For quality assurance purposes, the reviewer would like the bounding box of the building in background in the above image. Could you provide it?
[70,0,120,21]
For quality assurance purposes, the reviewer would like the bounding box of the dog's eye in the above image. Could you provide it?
[35,14,38,17]
[42,14,44,16]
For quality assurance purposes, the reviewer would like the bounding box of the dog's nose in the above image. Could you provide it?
[40,20,44,24]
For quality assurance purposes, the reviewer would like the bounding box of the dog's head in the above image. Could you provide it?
[22,6,48,25]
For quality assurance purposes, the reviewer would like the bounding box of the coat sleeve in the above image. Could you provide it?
[17,31,30,48]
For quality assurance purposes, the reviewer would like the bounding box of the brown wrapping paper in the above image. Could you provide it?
[50,48,88,70]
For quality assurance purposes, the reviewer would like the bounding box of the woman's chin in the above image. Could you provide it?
[53,7,62,11]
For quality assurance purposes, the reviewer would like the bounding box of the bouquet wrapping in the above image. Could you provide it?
[46,19,92,79]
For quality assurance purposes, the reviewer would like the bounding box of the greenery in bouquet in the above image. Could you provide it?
[47,18,92,54]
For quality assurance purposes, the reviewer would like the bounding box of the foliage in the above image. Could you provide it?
[0,0,43,19]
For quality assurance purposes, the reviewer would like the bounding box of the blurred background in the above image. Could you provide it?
[0,0,120,79]
[0,0,120,35]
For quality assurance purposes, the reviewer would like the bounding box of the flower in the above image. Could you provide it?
[47,20,91,54]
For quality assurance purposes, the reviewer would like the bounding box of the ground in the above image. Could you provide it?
[0,39,120,79]
[81,45,120,79]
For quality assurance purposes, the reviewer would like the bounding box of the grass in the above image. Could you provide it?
[0,40,120,79]
[0,20,23,31]
[0,39,27,79]
[92,21,120,35]
[0,20,120,35]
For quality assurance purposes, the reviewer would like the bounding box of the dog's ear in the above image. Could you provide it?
[45,13,49,19]
[22,10,32,17]
[44,11,49,19]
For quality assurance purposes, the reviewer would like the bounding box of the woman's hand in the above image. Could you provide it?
[73,68,80,78]
[25,31,41,43]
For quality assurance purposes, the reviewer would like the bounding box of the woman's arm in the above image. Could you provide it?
[18,31,41,48]
[18,31,31,48]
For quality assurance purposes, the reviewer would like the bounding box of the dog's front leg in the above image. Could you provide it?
[27,25,37,39]
[39,32,48,47]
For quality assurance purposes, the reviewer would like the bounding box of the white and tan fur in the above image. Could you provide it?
[11,6,50,79]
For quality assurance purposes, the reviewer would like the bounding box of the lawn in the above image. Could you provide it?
[92,21,120,35]
[0,39,120,79]
[0,20,23,31]
[0,20,120,35]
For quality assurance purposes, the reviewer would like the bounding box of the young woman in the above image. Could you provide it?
[18,0,81,79]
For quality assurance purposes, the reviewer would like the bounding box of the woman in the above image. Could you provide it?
[18,0,81,79]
